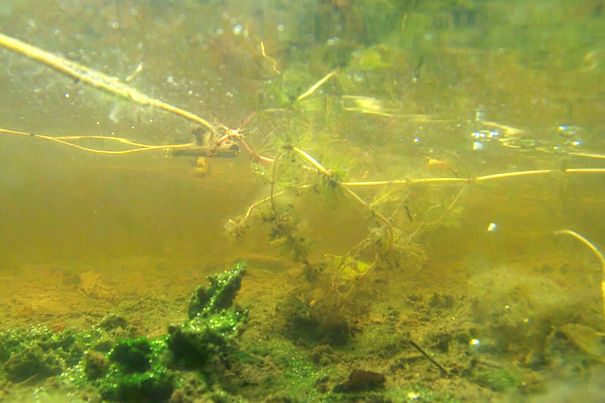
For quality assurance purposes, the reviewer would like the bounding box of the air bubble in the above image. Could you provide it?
[487,129,501,139]
[570,140,583,147]
[471,129,500,141]
[469,338,481,352]
[558,124,580,137]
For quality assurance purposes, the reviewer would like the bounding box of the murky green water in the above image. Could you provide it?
[1,1,605,401]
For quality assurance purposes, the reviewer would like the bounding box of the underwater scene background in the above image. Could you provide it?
[1,0,605,401]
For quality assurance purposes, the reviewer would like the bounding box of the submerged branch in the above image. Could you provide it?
[343,167,605,188]
[0,127,194,155]
[556,229,605,324]
[290,146,395,243]
[0,31,217,132]
[296,69,338,102]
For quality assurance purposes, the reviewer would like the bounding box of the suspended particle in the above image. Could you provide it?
[557,124,581,137]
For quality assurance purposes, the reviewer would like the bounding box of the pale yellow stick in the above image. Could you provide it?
[535,147,605,161]
[236,184,315,226]
[260,41,281,75]
[296,69,337,101]
[36,136,190,155]
[476,168,605,179]
[474,169,553,182]
[0,32,216,131]
[244,193,281,221]
[291,146,332,176]
[479,120,525,136]
[555,229,605,323]
[567,152,605,160]
[342,168,605,188]
[0,127,194,155]
[290,146,394,241]
[565,168,605,174]
[343,178,469,187]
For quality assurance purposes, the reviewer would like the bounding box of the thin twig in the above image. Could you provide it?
[555,229,605,323]
[0,127,194,155]
[290,146,394,243]
[291,146,332,176]
[296,69,338,102]
[407,185,468,240]
[342,168,605,188]
[408,340,450,376]
[0,32,216,132]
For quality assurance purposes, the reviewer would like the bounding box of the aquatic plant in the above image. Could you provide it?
[555,230,605,322]
[0,262,247,402]
[1,2,605,400]
[1,31,604,257]
[2,27,605,337]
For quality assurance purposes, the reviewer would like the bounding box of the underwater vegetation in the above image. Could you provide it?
[0,263,247,402]
[1,0,605,401]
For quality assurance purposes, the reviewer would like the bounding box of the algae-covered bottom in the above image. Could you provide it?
[1,258,604,402]
[0,263,248,402]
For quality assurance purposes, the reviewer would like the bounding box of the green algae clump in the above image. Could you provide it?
[99,338,173,402]
[168,262,248,368]
[0,262,248,402]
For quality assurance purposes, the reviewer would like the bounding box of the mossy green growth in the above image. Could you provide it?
[97,262,248,400]
[0,262,249,402]
[169,262,248,368]
[110,337,154,373]
[99,337,173,402]
[246,337,332,401]
[187,261,246,319]
[0,325,98,383]
[472,366,523,392]
[3,344,62,383]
